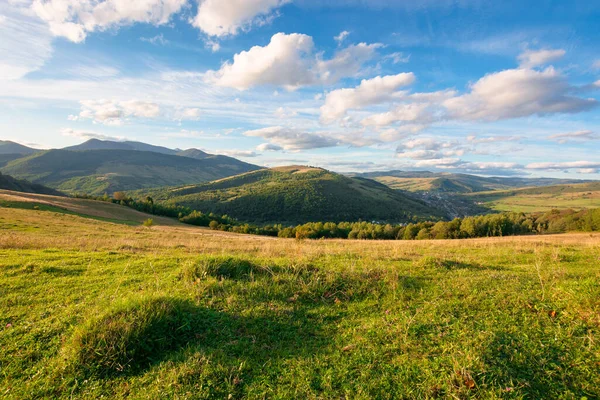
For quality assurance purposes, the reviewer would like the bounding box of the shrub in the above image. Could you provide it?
[143,218,154,227]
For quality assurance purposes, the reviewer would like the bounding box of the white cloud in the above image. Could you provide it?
[217,149,259,157]
[244,126,339,151]
[174,107,201,120]
[206,33,382,90]
[466,135,521,144]
[274,106,298,118]
[320,73,415,124]
[0,2,53,80]
[593,60,600,70]
[31,0,187,43]
[60,127,124,141]
[576,168,598,174]
[334,30,350,44]
[547,130,597,143]
[395,137,465,160]
[361,103,433,127]
[383,52,410,64]
[140,33,168,45]
[526,161,600,170]
[206,33,316,90]
[257,143,283,151]
[192,0,288,37]
[443,67,596,121]
[517,48,566,68]
[76,99,160,125]
[317,42,383,84]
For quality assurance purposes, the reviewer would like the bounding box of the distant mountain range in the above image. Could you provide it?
[352,170,590,193]
[133,166,445,224]
[1,139,260,195]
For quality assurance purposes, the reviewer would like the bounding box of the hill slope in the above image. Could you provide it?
[467,182,600,212]
[1,149,261,195]
[0,140,39,155]
[64,139,177,154]
[134,166,444,224]
[0,172,63,196]
[356,170,589,193]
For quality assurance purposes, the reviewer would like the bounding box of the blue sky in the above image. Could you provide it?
[1,0,599,178]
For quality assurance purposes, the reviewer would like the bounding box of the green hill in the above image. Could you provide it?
[64,139,177,154]
[0,172,64,196]
[133,166,444,224]
[0,140,39,155]
[466,182,600,212]
[1,149,261,195]
[356,170,589,193]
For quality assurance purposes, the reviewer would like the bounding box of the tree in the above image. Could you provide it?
[113,192,127,201]
[209,220,219,230]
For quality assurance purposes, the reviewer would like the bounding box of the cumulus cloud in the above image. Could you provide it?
[244,126,339,151]
[396,137,465,160]
[274,106,298,118]
[517,48,566,68]
[547,130,598,144]
[317,42,383,84]
[320,73,415,124]
[192,0,289,37]
[75,99,160,125]
[443,67,596,121]
[31,0,187,43]
[206,33,382,90]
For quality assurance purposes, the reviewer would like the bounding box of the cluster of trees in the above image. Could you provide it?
[76,192,600,240]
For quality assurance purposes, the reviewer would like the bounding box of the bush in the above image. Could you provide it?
[209,220,219,230]
[143,218,154,227]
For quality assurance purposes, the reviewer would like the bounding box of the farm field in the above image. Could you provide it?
[1,203,599,399]
[467,183,600,213]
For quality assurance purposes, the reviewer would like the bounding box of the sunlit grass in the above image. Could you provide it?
[1,207,599,398]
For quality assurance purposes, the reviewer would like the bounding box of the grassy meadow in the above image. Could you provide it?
[468,183,600,213]
[1,202,600,399]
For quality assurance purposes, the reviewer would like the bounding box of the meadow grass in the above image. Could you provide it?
[1,207,599,399]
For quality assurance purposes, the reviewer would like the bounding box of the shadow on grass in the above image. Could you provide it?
[416,256,505,271]
[482,331,595,398]
[63,297,333,380]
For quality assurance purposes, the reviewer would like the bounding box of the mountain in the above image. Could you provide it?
[1,149,261,195]
[64,139,177,155]
[353,171,590,193]
[0,140,39,155]
[133,166,445,224]
[177,148,210,159]
[0,172,64,196]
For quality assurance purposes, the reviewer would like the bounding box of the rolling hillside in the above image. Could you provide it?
[466,182,600,212]
[355,170,589,193]
[134,166,444,224]
[0,140,39,155]
[0,190,180,226]
[0,172,63,196]
[1,149,261,195]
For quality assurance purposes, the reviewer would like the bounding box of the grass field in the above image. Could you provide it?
[1,199,599,399]
[467,183,600,213]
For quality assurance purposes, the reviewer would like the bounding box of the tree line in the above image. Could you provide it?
[76,192,600,240]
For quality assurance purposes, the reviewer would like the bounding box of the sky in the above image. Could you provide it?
[1,0,600,178]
